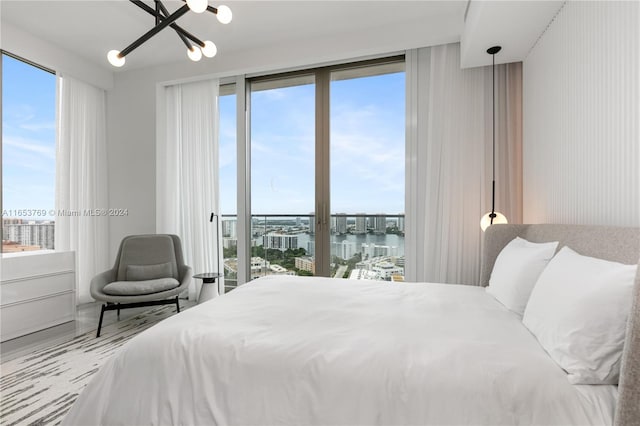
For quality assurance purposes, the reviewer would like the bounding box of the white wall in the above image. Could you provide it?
[523,1,639,226]
[107,69,158,256]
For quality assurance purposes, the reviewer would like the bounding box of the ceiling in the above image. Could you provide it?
[0,1,468,71]
[461,0,563,68]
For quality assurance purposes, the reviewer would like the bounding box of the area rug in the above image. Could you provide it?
[0,305,181,426]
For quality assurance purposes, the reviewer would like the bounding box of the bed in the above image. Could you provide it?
[62,224,640,425]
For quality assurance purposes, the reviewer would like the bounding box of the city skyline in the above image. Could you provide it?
[221,214,405,283]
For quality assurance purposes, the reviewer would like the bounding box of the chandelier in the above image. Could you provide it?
[107,0,232,67]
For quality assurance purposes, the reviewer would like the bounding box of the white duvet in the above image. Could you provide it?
[63,276,617,425]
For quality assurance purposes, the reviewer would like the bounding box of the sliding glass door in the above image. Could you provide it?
[219,83,238,292]
[245,57,405,283]
[329,63,405,280]
[250,74,316,279]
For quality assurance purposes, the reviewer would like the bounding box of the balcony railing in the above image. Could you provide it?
[221,213,405,292]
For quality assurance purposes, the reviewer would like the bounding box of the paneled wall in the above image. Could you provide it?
[523,1,639,226]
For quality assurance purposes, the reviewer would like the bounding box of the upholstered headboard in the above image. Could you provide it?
[480,224,640,426]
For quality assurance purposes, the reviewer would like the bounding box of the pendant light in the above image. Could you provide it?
[107,1,232,68]
[480,45,508,232]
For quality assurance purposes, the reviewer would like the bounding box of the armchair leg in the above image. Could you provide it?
[175,296,180,313]
[94,298,183,338]
[117,305,120,319]
[97,304,107,338]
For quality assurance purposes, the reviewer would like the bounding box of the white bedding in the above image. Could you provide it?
[63,276,617,425]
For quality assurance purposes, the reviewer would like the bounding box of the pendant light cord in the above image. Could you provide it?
[490,51,496,223]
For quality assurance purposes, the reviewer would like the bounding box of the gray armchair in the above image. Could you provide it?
[91,234,192,337]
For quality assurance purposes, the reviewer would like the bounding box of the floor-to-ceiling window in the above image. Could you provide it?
[219,83,238,292]
[1,52,57,253]
[250,74,316,279]
[245,57,405,282]
[329,62,405,280]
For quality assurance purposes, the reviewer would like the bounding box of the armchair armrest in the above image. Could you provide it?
[90,269,117,300]
[178,264,193,291]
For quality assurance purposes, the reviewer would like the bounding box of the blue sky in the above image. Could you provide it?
[2,54,57,220]
[2,53,404,219]
[219,72,405,216]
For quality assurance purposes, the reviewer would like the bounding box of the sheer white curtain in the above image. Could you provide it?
[157,79,220,300]
[405,43,522,285]
[56,75,110,304]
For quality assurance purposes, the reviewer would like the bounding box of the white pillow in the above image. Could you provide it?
[522,246,637,385]
[486,237,558,315]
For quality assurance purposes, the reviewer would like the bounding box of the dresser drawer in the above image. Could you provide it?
[1,272,75,305]
[1,251,76,342]
[1,291,75,341]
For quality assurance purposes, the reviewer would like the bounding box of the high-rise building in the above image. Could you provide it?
[374,214,387,234]
[367,216,376,230]
[361,243,374,259]
[355,214,367,234]
[3,220,55,250]
[222,219,237,239]
[398,214,405,232]
[375,245,398,257]
[349,259,404,281]
[262,233,298,251]
[372,261,404,281]
[295,256,315,274]
[308,212,315,234]
[361,243,397,259]
[335,213,347,234]
[223,238,237,249]
[331,240,356,260]
[250,257,270,279]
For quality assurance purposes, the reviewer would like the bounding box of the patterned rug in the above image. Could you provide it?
[0,306,181,426]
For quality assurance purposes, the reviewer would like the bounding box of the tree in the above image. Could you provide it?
[251,245,265,258]
[266,248,283,260]
[347,252,362,269]
[282,258,295,269]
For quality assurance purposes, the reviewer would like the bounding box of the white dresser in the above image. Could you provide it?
[1,251,76,342]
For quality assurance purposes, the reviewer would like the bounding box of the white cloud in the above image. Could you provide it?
[5,104,36,123]
[4,103,56,133]
[255,88,288,101]
[218,140,237,169]
[3,136,56,159]
[328,99,405,212]
[20,120,56,132]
